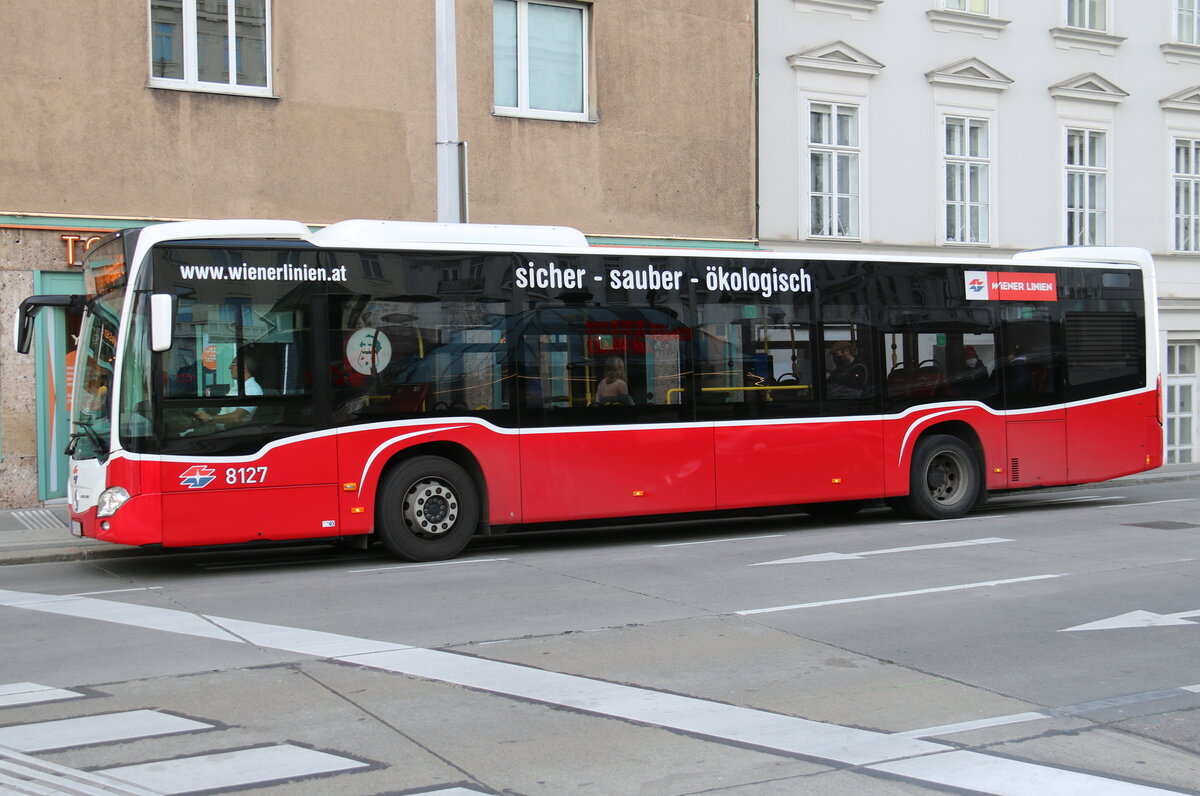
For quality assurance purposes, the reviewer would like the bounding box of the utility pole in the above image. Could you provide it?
[435,0,468,223]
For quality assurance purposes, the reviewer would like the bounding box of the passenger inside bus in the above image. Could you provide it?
[826,340,869,398]
[957,345,990,394]
[195,349,263,427]
[593,356,632,405]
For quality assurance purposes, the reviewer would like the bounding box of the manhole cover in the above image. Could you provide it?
[1123,521,1200,530]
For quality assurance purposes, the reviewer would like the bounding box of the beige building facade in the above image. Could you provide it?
[0,0,756,508]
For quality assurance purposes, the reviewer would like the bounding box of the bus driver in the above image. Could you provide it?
[195,349,263,426]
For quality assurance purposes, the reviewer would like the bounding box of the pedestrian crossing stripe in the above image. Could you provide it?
[97,744,371,794]
[0,682,84,708]
[0,745,160,796]
[10,509,66,530]
[0,710,212,752]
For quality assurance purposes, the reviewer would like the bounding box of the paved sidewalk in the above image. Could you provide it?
[1,463,1198,566]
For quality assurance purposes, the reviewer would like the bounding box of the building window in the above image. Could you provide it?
[493,0,589,121]
[1066,128,1107,245]
[1067,0,1106,30]
[945,0,989,13]
[809,103,861,238]
[944,117,990,244]
[1176,139,1200,252]
[1180,0,1200,44]
[1167,342,1197,464]
[149,0,271,96]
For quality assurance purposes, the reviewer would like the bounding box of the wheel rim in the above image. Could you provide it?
[402,477,460,537]
[925,449,969,507]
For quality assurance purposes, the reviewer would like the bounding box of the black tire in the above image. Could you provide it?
[376,456,480,561]
[897,434,979,520]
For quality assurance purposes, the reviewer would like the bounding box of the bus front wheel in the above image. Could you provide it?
[377,456,480,561]
[895,434,979,520]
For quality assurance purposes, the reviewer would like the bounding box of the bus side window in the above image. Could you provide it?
[1000,311,1063,409]
[819,315,878,414]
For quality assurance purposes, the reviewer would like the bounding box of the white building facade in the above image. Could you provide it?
[759,0,1200,464]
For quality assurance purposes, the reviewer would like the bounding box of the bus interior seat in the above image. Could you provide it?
[388,383,429,412]
[887,362,945,399]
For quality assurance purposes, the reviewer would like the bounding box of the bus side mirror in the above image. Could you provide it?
[13,295,83,355]
[150,293,174,352]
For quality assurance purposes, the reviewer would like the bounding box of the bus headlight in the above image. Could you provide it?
[96,486,130,518]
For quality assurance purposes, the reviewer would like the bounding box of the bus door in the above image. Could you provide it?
[999,309,1067,487]
[697,258,882,509]
[514,284,711,524]
[152,247,340,545]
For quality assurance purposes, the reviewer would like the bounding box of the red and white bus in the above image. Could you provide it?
[16,219,1163,560]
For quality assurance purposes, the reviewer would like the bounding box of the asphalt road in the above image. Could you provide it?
[2,477,1200,795]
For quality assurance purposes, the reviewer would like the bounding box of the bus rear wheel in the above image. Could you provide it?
[895,434,979,520]
[377,456,480,561]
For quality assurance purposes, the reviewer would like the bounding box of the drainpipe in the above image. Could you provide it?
[435,0,468,222]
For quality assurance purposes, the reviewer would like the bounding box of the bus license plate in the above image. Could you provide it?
[71,520,82,538]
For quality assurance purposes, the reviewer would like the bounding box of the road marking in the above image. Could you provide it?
[0,682,84,708]
[0,590,245,642]
[348,557,510,574]
[655,534,784,548]
[736,574,1067,615]
[1112,499,1198,507]
[896,684,1200,739]
[10,509,66,531]
[899,514,1008,526]
[0,745,160,796]
[750,537,1012,565]
[0,710,211,752]
[339,646,947,766]
[1044,495,1123,503]
[893,711,1050,738]
[98,744,369,794]
[870,749,1173,795]
[0,587,1186,795]
[68,587,162,597]
[210,616,411,658]
[1061,609,1200,632]
[1058,688,1199,716]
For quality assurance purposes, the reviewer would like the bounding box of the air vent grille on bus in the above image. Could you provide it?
[1010,458,1020,482]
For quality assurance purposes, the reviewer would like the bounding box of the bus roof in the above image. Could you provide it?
[132,218,1153,273]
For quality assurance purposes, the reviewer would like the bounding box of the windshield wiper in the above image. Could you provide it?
[65,421,106,459]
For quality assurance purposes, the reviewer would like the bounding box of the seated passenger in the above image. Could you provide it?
[594,356,631,404]
[959,345,990,394]
[826,341,869,398]
[195,350,263,426]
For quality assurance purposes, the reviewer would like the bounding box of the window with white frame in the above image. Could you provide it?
[1176,138,1200,252]
[1067,0,1107,30]
[944,117,990,244]
[1065,128,1107,245]
[1167,342,1197,464]
[493,0,589,121]
[1179,0,1200,44]
[149,0,271,95]
[944,0,989,13]
[809,103,861,238]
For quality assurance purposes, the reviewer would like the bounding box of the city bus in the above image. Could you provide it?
[15,219,1163,560]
